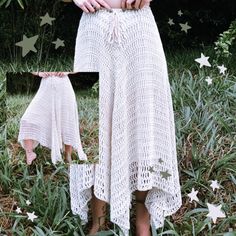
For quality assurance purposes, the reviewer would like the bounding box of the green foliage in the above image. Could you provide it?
[0,0,68,62]
[153,0,236,49]
[1,48,236,235]
[91,81,99,98]
[214,20,236,59]
[0,61,6,156]
[1,0,236,59]
[0,0,27,9]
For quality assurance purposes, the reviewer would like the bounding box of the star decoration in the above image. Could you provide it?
[16,207,22,214]
[160,170,171,180]
[195,53,212,68]
[206,203,226,223]
[168,18,175,26]
[40,12,55,26]
[158,158,164,164]
[217,65,227,75]
[27,211,38,222]
[178,10,183,16]
[15,35,39,57]
[26,200,31,206]
[187,188,199,203]
[52,38,65,49]
[210,180,220,191]
[180,22,192,34]
[149,166,156,173]
[205,76,213,85]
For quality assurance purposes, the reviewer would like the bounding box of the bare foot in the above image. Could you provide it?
[87,186,107,235]
[88,224,100,235]
[65,153,72,163]
[88,214,107,235]
[26,151,37,165]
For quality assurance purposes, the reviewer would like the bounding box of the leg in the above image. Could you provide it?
[23,139,37,165]
[88,186,107,235]
[135,190,151,236]
[65,145,72,163]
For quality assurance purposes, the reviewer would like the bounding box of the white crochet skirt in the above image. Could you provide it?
[18,75,87,164]
[70,6,182,236]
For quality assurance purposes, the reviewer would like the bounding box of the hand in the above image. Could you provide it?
[32,72,50,78]
[50,72,69,77]
[32,72,69,78]
[121,0,151,10]
[73,0,112,13]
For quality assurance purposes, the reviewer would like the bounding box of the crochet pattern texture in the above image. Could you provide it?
[18,75,87,164]
[70,6,182,236]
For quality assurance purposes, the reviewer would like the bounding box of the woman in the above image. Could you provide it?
[18,72,87,165]
[69,0,182,235]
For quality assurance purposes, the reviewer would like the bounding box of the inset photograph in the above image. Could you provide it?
[6,71,99,166]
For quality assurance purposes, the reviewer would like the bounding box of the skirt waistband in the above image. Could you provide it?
[81,5,153,48]
[86,4,151,14]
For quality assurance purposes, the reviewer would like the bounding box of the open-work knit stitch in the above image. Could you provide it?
[18,75,87,164]
[70,6,182,236]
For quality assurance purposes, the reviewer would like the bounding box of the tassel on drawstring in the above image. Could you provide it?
[106,11,126,48]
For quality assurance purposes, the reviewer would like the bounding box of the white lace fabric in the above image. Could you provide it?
[18,75,87,164]
[70,6,182,236]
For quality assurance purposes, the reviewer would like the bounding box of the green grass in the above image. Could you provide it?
[0,47,236,235]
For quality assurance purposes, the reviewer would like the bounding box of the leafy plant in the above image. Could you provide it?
[0,0,27,9]
[1,48,236,235]
[214,19,236,59]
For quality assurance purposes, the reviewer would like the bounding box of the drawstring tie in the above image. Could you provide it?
[106,10,126,47]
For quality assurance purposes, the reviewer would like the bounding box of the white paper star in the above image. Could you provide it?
[40,12,55,26]
[15,207,22,214]
[205,76,213,85]
[187,188,199,203]
[195,53,212,68]
[26,200,31,206]
[206,203,226,223]
[210,180,220,191]
[27,211,38,222]
[180,22,192,34]
[15,35,39,57]
[178,10,183,16]
[52,38,65,49]
[168,18,175,26]
[217,65,227,75]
